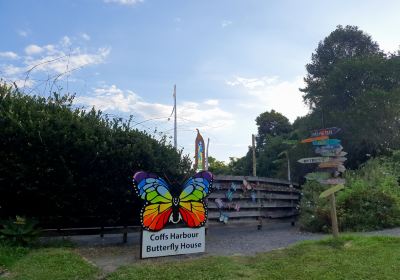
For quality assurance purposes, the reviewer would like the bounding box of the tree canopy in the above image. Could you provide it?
[301,25,382,109]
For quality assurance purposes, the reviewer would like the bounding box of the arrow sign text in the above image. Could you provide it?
[298,157,331,164]
[311,127,341,137]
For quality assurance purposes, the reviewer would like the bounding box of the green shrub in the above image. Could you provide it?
[299,181,331,232]
[0,216,40,246]
[0,83,192,228]
[338,187,400,231]
[299,155,400,232]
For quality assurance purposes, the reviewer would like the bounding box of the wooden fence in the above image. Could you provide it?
[41,175,301,240]
[207,175,300,227]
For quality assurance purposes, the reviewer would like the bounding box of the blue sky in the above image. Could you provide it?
[1,0,399,161]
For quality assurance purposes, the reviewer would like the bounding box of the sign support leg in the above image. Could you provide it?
[329,193,339,238]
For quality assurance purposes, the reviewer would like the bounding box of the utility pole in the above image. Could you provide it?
[173,84,177,149]
[252,134,257,176]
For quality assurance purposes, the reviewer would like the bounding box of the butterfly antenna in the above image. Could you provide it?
[163,172,173,185]
[179,173,190,185]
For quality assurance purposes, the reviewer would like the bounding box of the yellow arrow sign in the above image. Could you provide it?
[319,184,345,198]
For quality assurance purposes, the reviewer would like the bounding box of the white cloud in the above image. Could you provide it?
[26,47,110,74]
[77,85,234,132]
[17,30,29,37]
[221,20,233,28]
[1,65,24,76]
[204,99,219,106]
[61,36,72,47]
[0,51,19,59]
[25,44,43,55]
[104,0,143,5]
[0,35,110,91]
[226,75,309,122]
[81,33,91,41]
[226,76,278,89]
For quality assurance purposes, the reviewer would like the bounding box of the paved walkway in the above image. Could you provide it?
[55,222,400,273]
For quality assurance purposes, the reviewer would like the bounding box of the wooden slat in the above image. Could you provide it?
[208,210,262,219]
[214,175,299,187]
[263,210,299,219]
[208,192,300,200]
[207,201,297,209]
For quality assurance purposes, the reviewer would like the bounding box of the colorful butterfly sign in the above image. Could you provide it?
[133,171,213,232]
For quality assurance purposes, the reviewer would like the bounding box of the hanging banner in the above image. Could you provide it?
[311,127,341,137]
[194,129,206,172]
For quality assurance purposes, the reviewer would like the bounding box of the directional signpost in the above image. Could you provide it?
[311,127,341,137]
[297,157,331,164]
[312,139,341,146]
[305,172,332,181]
[299,127,346,238]
[319,184,345,198]
[301,135,329,143]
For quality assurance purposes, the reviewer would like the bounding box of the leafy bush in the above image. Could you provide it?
[299,155,400,232]
[0,83,192,228]
[299,181,331,232]
[0,216,40,246]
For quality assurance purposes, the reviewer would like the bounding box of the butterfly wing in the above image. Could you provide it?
[178,171,213,228]
[133,171,173,231]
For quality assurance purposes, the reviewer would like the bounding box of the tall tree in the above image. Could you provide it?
[301,25,382,109]
[255,110,292,147]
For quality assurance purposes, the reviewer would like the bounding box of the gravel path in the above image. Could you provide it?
[54,222,400,273]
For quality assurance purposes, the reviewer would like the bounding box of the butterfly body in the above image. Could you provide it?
[133,171,213,231]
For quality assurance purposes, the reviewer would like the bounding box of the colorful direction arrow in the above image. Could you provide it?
[301,135,329,143]
[305,172,332,181]
[318,161,345,168]
[312,139,341,146]
[318,178,346,185]
[298,157,331,164]
[311,127,341,137]
[331,157,347,162]
[319,184,345,198]
[317,151,347,157]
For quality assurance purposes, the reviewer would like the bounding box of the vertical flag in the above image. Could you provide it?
[194,129,205,172]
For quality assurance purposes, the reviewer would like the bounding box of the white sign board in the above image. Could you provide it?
[141,227,205,258]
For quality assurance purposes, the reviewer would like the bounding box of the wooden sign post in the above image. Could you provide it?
[300,127,346,238]
[329,194,339,238]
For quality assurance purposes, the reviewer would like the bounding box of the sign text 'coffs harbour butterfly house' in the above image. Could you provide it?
[133,131,212,258]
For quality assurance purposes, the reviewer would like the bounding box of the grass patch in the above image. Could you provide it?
[107,235,400,280]
[2,235,400,279]
[0,241,99,280]
[0,243,29,272]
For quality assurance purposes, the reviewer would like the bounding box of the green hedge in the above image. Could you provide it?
[0,84,192,227]
[299,155,400,232]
